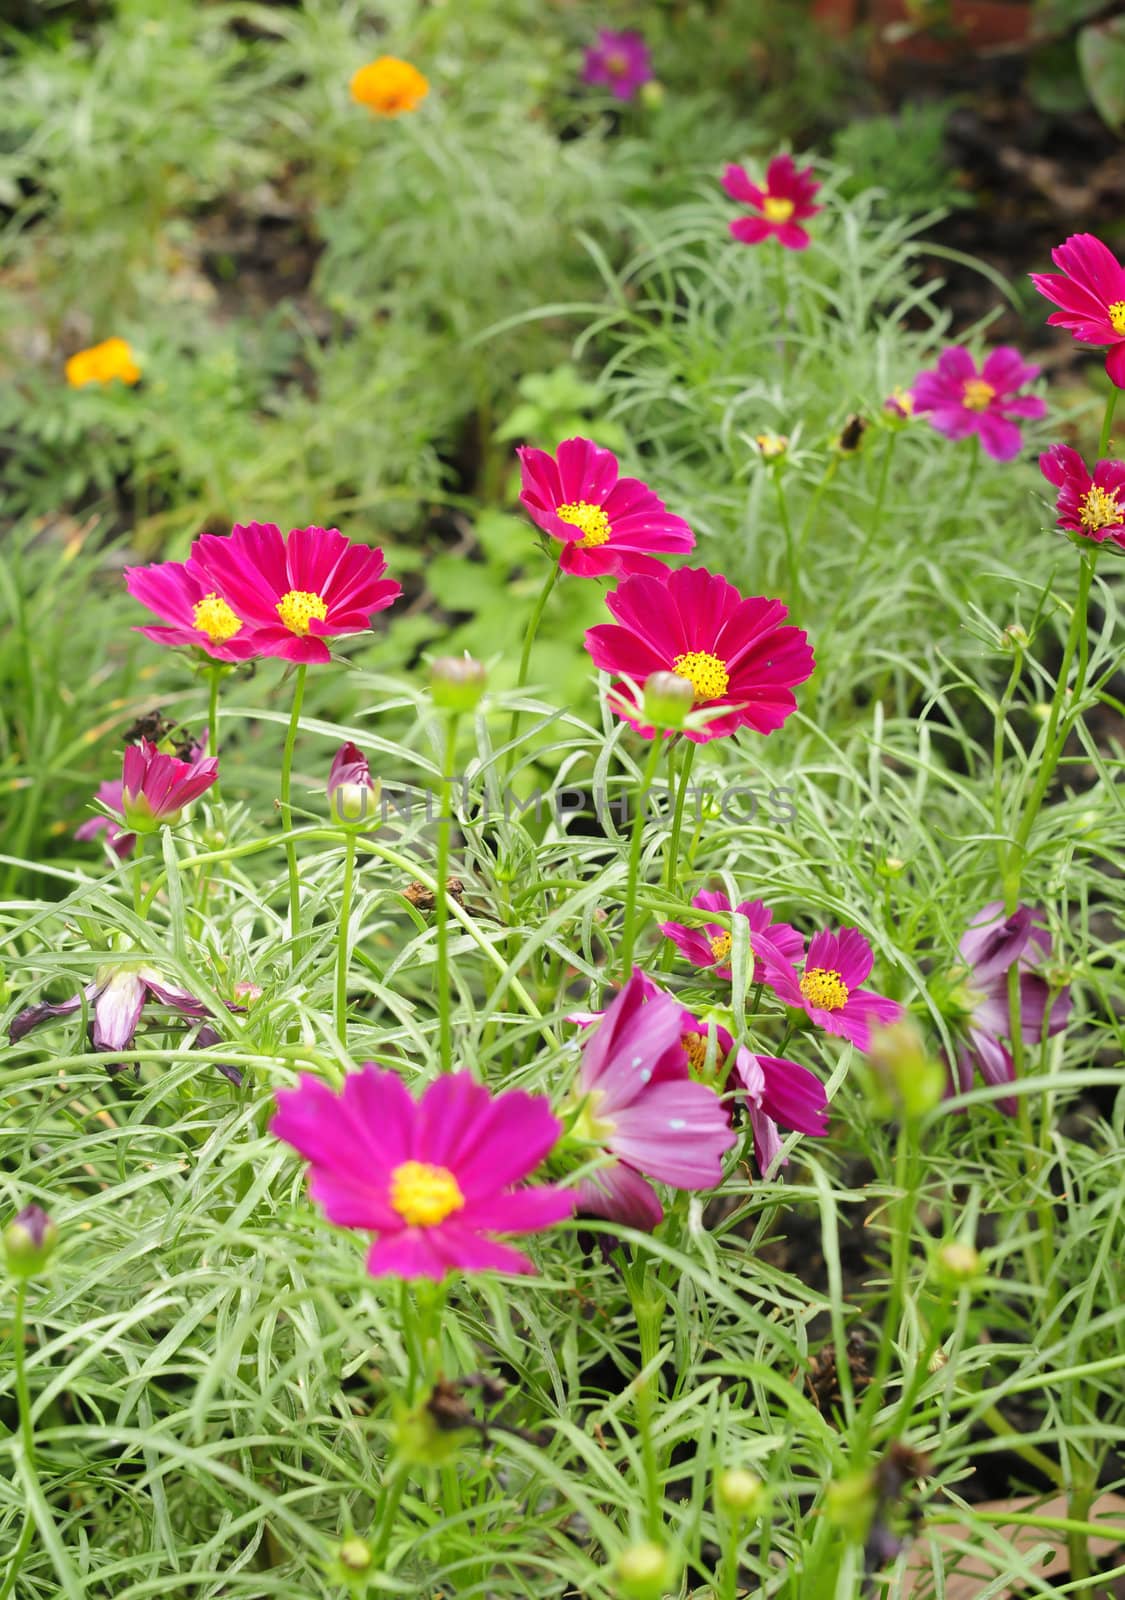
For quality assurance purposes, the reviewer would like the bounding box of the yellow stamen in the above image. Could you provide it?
[681,1031,709,1072]
[388,1160,464,1227]
[556,500,611,548]
[799,967,850,1012]
[277,589,328,636]
[191,591,242,644]
[672,650,730,701]
[1109,301,1125,336]
[1080,483,1122,530]
[761,195,795,223]
[891,386,914,416]
[709,931,733,964]
[962,378,995,412]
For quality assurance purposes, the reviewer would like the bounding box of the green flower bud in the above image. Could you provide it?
[642,671,695,730]
[825,1470,875,1538]
[4,1205,58,1279]
[614,1540,680,1599]
[865,1018,946,1119]
[716,1467,764,1516]
[934,1241,981,1287]
[431,655,487,713]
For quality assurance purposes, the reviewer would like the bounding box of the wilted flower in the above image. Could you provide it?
[74,778,136,859]
[722,153,822,251]
[765,928,903,1052]
[567,972,736,1230]
[911,347,1046,462]
[581,29,652,101]
[9,961,232,1063]
[190,522,401,665]
[1030,233,1125,387]
[120,738,218,831]
[947,901,1071,1115]
[350,56,429,116]
[517,437,694,578]
[328,741,379,826]
[659,889,804,981]
[585,567,815,743]
[65,337,140,388]
[125,556,264,660]
[271,1067,574,1279]
[1039,444,1125,549]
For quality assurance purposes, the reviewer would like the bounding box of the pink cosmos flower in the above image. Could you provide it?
[884,387,915,420]
[569,972,736,1230]
[582,28,652,101]
[328,741,379,825]
[949,902,1071,1116]
[272,1068,573,1280]
[74,778,136,859]
[659,889,804,981]
[120,738,218,831]
[722,154,822,251]
[1030,233,1125,387]
[765,928,903,1053]
[1039,445,1125,550]
[10,963,220,1053]
[124,557,264,661]
[584,567,814,744]
[517,438,694,578]
[911,347,1046,462]
[191,523,402,665]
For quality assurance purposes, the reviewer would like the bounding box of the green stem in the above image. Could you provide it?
[773,472,799,612]
[664,740,697,895]
[280,663,308,962]
[975,1403,1065,1489]
[435,715,461,1073]
[207,664,222,802]
[370,1460,409,1570]
[620,736,666,980]
[0,1284,36,1600]
[335,831,357,1046]
[853,1117,916,1460]
[1097,386,1118,457]
[505,554,563,776]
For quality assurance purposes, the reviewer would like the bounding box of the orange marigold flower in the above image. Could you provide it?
[65,338,140,389]
[349,56,429,117]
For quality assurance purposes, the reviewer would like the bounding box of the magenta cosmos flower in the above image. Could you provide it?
[1030,234,1125,387]
[190,523,402,665]
[582,28,652,101]
[1040,445,1125,550]
[125,557,264,661]
[766,929,902,1053]
[120,738,218,831]
[517,437,694,578]
[912,347,1046,462]
[327,740,379,825]
[722,154,822,251]
[568,972,736,1230]
[585,567,814,743]
[271,1067,573,1280]
[74,778,135,859]
[660,890,804,981]
[949,902,1070,1116]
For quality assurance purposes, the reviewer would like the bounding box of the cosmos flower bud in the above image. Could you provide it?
[754,432,789,459]
[613,1539,681,1599]
[642,671,695,730]
[865,1018,946,1118]
[934,1241,982,1287]
[825,1470,876,1538]
[328,742,380,827]
[1001,623,1029,651]
[430,654,487,714]
[4,1205,58,1279]
[326,1535,376,1588]
[715,1467,764,1516]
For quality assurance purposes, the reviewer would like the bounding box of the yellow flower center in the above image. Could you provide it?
[388,1160,464,1227]
[191,591,242,644]
[277,589,329,636]
[556,500,612,548]
[709,931,733,964]
[762,195,795,223]
[570,1087,616,1143]
[681,1031,709,1071]
[1109,301,1125,335]
[799,967,850,1012]
[672,651,730,701]
[605,50,629,75]
[962,378,995,412]
[1079,484,1122,530]
[891,386,914,416]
